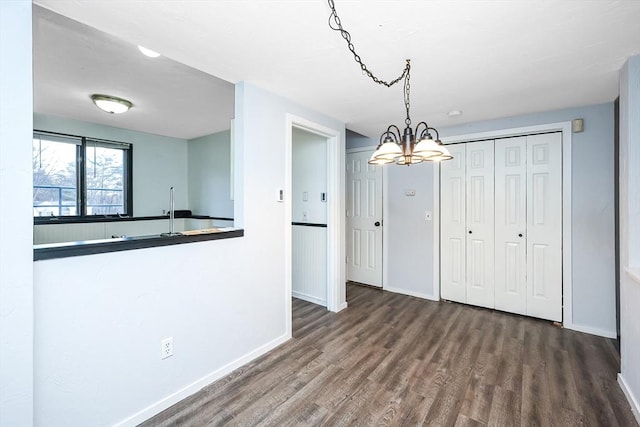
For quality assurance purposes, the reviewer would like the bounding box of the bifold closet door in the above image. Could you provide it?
[440,144,467,303]
[494,137,527,315]
[526,133,562,321]
[465,141,495,309]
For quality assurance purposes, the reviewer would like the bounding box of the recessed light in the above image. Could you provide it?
[90,94,133,114]
[448,110,462,117]
[137,45,161,58]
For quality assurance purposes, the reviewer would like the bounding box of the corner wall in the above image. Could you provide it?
[188,130,233,218]
[0,1,34,425]
[618,54,640,422]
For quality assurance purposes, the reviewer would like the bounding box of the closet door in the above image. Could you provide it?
[526,133,562,321]
[494,137,527,315]
[466,141,495,309]
[440,144,467,303]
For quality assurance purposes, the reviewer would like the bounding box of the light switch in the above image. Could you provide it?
[303,191,308,202]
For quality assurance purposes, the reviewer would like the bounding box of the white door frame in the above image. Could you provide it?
[433,121,574,329]
[346,147,388,289]
[285,114,345,328]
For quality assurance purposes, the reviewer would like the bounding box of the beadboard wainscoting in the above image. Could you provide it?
[292,224,327,306]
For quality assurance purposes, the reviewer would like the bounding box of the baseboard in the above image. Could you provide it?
[384,285,439,302]
[113,332,291,427]
[336,301,348,312]
[566,323,617,339]
[292,290,326,307]
[618,374,640,424]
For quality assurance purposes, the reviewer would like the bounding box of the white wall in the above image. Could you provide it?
[618,54,640,422]
[347,102,617,336]
[188,130,233,218]
[292,127,327,224]
[31,81,346,426]
[0,2,34,425]
[34,113,189,216]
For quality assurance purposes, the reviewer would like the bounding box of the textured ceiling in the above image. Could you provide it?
[34,0,640,139]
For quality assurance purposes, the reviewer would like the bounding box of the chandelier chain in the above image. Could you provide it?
[327,0,409,88]
[404,68,411,126]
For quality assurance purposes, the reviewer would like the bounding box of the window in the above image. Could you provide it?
[33,131,132,217]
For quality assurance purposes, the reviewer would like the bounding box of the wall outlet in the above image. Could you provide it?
[161,337,174,359]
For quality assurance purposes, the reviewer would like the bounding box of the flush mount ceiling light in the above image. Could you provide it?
[327,0,452,165]
[90,94,132,114]
[137,45,161,58]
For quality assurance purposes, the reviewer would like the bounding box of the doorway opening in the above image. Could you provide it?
[285,114,344,336]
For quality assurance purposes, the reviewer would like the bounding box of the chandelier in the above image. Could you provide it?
[327,1,453,165]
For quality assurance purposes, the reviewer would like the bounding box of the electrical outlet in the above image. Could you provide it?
[161,337,174,359]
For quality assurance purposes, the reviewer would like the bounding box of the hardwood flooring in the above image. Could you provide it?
[140,284,637,426]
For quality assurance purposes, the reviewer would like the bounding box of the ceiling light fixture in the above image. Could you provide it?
[327,0,452,165]
[137,45,161,58]
[90,94,132,114]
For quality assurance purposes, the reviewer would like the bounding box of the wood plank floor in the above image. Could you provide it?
[140,284,637,426]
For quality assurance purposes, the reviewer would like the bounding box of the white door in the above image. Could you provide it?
[346,151,383,287]
[440,144,467,303]
[526,133,562,321]
[465,141,495,309]
[494,136,527,315]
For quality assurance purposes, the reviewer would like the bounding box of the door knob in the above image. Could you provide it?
[518,233,523,237]
[374,221,381,227]
[468,230,472,234]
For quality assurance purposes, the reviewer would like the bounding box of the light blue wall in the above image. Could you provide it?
[34,113,189,216]
[619,54,640,418]
[441,103,616,334]
[0,1,34,425]
[352,102,617,335]
[188,130,233,218]
[346,128,374,150]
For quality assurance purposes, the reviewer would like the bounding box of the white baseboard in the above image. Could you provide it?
[292,290,326,307]
[336,301,348,312]
[618,374,640,425]
[113,332,291,427]
[384,285,439,302]
[565,323,617,339]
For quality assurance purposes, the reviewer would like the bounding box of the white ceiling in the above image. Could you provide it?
[34,0,640,139]
[33,6,235,140]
